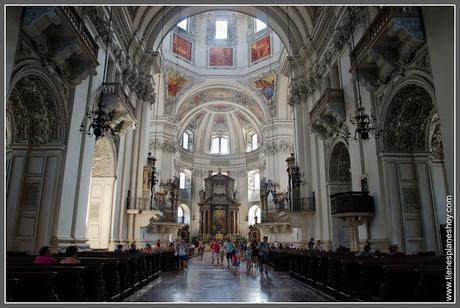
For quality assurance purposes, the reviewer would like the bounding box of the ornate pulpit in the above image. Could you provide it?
[198,169,241,240]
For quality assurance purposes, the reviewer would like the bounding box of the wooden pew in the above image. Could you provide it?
[7,271,58,302]
[7,265,87,301]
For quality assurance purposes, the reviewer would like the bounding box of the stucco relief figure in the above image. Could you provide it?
[165,191,172,208]
[267,191,276,210]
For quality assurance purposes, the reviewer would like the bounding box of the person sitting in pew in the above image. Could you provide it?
[34,246,57,264]
[114,244,124,254]
[128,242,138,254]
[356,244,373,257]
[60,246,80,264]
[389,244,406,257]
[143,243,153,254]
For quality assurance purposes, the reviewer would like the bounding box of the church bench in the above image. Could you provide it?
[356,257,445,301]
[160,251,179,271]
[7,271,58,302]
[7,257,106,301]
[7,265,87,301]
[414,267,447,301]
[271,250,291,271]
[379,264,445,301]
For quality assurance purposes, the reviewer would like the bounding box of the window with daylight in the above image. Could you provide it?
[179,172,186,189]
[210,136,229,154]
[182,130,193,150]
[215,20,228,39]
[247,132,258,152]
[255,19,267,32]
[177,19,188,31]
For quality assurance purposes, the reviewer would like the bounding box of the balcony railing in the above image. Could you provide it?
[350,7,421,69]
[310,88,345,123]
[102,82,134,114]
[330,191,374,216]
[58,6,99,63]
[278,197,315,213]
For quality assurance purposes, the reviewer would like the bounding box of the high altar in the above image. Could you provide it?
[198,169,241,240]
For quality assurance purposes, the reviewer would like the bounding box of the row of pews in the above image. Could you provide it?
[271,250,447,302]
[7,251,162,302]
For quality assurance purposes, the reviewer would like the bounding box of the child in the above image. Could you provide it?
[231,252,239,275]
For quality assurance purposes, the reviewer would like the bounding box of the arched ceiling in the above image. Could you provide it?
[132,6,315,57]
[177,87,265,124]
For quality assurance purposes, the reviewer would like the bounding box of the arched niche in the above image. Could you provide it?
[6,70,68,252]
[86,137,117,249]
[327,140,352,250]
[248,204,261,225]
[380,83,446,254]
[383,84,434,153]
[178,203,191,225]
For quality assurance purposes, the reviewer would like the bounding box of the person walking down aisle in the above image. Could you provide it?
[198,240,205,260]
[245,244,252,271]
[176,240,189,271]
[211,240,220,264]
[231,253,240,276]
[224,239,235,268]
[258,236,270,275]
[219,241,226,266]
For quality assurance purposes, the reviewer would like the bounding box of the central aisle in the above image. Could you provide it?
[126,252,333,302]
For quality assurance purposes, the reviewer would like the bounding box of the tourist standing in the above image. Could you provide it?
[219,241,226,266]
[198,240,205,260]
[114,244,124,254]
[245,244,253,271]
[258,236,270,275]
[314,240,322,251]
[155,240,161,251]
[251,240,259,270]
[231,253,240,275]
[143,243,153,254]
[308,238,315,250]
[176,240,188,271]
[211,240,220,264]
[224,238,235,268]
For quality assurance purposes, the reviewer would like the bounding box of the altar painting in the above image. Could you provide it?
[250,36,271,62]
[209,47,233,66]
[213,209,226,233]
[172,33,192,61]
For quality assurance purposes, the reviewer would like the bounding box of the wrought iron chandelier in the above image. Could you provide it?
[79,7,116,140]
[346,7,382,142]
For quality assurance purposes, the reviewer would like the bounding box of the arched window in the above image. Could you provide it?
[248,205,261,225]
[210,135,229,154]
[247,131,258,152]
[177,204,191,224]
[182,130,193,150]
[179,172,186,189]
[248,169,260,201]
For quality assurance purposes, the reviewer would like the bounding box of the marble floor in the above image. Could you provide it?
[126,253,334,303]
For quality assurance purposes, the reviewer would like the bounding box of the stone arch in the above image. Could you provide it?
[7,69,68,145]
[382,84,435,153]
[92,137,117,177]
[178,203,191,225]
[133,7,311,57]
